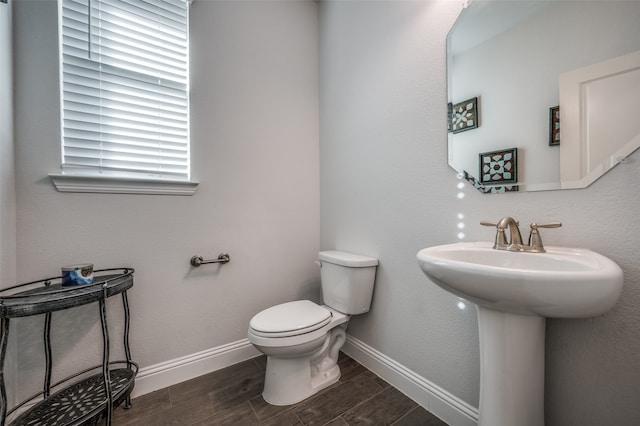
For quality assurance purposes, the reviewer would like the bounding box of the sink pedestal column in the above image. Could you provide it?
[477,307,545,426]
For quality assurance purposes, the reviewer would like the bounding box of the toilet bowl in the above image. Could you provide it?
[247,250,378,406]
[248,300,349,405]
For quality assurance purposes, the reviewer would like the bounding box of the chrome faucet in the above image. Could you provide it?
[481,217,562,253]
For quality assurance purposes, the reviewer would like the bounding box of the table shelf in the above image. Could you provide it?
[0,268,136,426]
[10,366,136,426]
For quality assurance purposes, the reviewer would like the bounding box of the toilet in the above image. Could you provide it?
[247,250,378,406]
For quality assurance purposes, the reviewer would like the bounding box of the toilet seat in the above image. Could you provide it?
[249,300,332,338]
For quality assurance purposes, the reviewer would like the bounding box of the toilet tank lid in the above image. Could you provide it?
[319,250,378,267]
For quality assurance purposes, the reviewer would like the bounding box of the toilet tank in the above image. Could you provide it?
[319,250,378,315]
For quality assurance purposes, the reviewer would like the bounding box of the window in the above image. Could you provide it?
[52,0,197,195]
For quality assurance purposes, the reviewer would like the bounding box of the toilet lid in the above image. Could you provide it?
[250,300,332,336]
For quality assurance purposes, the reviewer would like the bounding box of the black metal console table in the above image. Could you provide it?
[0,268,137,426]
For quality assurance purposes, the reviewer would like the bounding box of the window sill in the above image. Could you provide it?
[49,174,199,196]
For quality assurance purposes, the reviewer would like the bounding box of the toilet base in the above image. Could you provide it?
[262,356,341,406]
[261,325,347,406]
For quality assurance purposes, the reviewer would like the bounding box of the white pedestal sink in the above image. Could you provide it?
[417,242,623,426]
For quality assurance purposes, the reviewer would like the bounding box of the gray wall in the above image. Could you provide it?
[1,1,15,289]
[12,0,319,399]
[319,1,640,425]
[8,0,640,424]
[0,0,16,406]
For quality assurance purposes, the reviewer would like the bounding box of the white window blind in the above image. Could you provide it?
[60,0,190,181]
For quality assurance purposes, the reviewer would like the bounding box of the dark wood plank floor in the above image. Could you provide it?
[112,352,448,425]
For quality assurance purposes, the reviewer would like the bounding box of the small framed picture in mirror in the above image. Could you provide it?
[479,148,518,185]
[450,97,479,134]
[549,106,560,146]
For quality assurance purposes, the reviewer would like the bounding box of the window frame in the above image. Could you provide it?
[51,0,198,195]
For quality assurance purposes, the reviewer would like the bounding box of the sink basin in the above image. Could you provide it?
[417,241,623,318]
[417,241,623,425]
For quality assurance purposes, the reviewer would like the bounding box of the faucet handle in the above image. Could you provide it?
[480,221,508,249]
[528,222,562,252]
[480,219,520,227]
[532,222,562,229]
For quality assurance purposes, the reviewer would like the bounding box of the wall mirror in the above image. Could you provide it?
[447,0,640,193]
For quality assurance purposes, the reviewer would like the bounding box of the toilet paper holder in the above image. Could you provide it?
[190,253,230,267]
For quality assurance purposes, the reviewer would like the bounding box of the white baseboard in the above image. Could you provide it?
[132,338,260,398]
[342,335,479,426]
[131,335,479,426]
